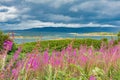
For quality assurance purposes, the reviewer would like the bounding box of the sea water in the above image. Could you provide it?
[13,32,117,44]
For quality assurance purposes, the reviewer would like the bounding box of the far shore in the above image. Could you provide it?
[69,32,117,37]
[74,34,117,37]
[10,34,117,39]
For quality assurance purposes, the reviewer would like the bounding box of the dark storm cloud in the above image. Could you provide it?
[0,0,120,30]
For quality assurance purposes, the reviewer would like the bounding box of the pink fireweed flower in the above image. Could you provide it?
[54,59,60,66]
[3,40,13,51]
[88,48,93,55]
[111,46,118,54]
[26,54,41,71]
[81,55,88,63]
[79,55,88,66]
[66,45,73,54]
[49,54,63,67]
[43,51,49,64]
[16,60,24,69]
[61,49,65,55]
[0,72,5,78]
[12,68,19,80]
[68,58,76,64]
[99,47,105,53]
[13,47,22,60]
[89,75,96,80]
[79,45,87,54]
[109,39,114,46]
[73,49,77,56]
[49,56,56,67]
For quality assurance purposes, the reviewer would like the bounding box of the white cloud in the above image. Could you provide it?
[70,1,120,16]
[0,6,18,22]
[3,20,116,30]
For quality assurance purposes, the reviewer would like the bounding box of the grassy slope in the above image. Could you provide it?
[20,38,103,53]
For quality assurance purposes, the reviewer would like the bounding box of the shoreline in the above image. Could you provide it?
[69,32,116,37]
[9,32,117,39]
[10,35,117,39]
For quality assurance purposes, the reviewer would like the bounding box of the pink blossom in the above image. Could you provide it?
[73,49,77,56]
[12,68,19,80]
[3,40,13,51]
[89,75,96,80]
[43,51,49,64]
[13,47,22,60]
[26,54,41,71]
[109,39,114,46]
[81,55,88,64]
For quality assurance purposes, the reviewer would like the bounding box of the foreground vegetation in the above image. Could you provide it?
[0,31,10,50]
[1,39,120,80]
[1,31,120,80]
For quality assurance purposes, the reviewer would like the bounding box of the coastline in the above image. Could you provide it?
[10,33,117,39]
[69,32,117,37]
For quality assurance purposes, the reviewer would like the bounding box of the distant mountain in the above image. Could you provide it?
[5,27,120,33]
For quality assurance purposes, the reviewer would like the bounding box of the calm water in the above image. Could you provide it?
[13,32,117,44]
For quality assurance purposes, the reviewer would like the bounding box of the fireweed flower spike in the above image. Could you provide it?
[43,51,49,65]
[26,53,41,71]
[6,47,22,72]
[12,68,19,80]
[13,47,22,61]
[3,40,13,51]
[89,75,96,80]
[1,40,13,70]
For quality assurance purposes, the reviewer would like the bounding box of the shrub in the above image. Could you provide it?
[0,30,17,57]
[117,31,120,41]
[0,30,10,50]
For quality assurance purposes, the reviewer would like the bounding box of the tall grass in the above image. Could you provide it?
[0,40,120,80]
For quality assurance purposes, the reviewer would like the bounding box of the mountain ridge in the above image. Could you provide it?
[5,27,120,33]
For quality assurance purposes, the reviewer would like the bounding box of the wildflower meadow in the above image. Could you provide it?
[0,38,120,80]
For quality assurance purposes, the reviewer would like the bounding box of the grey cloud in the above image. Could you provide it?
[70,1,120,17]
[47,14,78,22]
[0,0,120,30]
[26,0,76,8]
[0,0,13,2]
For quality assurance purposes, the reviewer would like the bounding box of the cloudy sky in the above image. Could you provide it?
[0,0,120,30]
